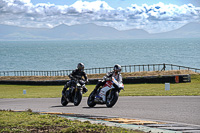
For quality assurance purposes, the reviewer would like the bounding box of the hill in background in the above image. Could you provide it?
[0,22,200,40]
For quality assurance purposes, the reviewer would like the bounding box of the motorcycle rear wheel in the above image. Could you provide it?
[106,91,119,108]
[87,91,96,107]
[61,96,68,106]
[74,91,82,106]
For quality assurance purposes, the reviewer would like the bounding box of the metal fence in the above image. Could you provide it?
[0,63,199,76]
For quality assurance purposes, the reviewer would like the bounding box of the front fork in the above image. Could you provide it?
[74,87,82,98]
[74,87,78,98]
[107,88,121,101]
[107,89,112,100]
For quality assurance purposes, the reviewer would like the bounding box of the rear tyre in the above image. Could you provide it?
[87,91,96,107]
[61,96,68,106]
[74,91,82,106]
[106,91,119,108]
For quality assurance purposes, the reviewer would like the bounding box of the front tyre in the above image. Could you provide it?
[74,91,82,106]
[106,91,119,108]
[87,91,96,107]
[61,96,68,106]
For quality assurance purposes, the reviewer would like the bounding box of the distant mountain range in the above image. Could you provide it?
[0,22,200,40]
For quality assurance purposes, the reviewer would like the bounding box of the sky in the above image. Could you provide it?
[0,0,200,33]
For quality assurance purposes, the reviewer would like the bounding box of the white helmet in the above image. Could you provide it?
[113,64,121,72]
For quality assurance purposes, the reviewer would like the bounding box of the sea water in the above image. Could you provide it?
[0,38,199,71]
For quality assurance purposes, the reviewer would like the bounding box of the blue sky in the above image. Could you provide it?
[0,0,200,33]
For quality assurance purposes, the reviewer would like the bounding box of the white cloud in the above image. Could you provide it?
[71,1,114,12]
[0,0,199,33]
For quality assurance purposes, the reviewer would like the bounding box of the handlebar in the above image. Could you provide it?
[75,79,89,85]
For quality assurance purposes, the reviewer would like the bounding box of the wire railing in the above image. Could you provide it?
[0,64,199,76]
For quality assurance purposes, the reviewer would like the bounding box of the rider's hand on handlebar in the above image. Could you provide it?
[75,75,82,79]
[103,76,111,81]
[105,77,111,81]
[85,80,89,84]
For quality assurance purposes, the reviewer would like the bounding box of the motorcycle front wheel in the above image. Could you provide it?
[61,96,68,106]
[87,91,96,107]
[74,91,82,106]
[106,91,119,108]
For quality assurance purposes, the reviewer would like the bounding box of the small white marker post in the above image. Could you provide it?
[23,89,26,94]
[165,83,170,91]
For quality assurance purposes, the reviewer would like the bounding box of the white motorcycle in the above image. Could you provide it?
[87,77,124,108]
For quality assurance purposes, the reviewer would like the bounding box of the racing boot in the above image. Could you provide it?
[82,86,88,94]
[93,86,101,99]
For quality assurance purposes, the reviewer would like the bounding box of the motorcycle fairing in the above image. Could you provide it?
[99,81,113,102]
[112,77,124,90]
[99,86,112,102]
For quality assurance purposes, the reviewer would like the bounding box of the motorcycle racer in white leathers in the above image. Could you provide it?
[93,64,123,95]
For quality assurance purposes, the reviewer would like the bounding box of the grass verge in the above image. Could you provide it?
[121,74,200,96]
[0,110,143,133]
[0,74,199,98]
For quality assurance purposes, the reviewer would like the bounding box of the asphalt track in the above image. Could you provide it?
[0,96,199,126]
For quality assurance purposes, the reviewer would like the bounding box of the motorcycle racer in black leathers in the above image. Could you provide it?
[62,63,88,95]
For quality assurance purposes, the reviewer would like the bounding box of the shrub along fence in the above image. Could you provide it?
[0,63,200,77]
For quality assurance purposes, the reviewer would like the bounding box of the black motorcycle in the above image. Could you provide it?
[61,80,86,106]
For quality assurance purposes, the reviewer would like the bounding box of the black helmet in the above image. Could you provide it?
[77,63,84,71]
[113,64,121,72]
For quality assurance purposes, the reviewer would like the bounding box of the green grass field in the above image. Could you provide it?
[0,110,142,133]
[0,74,199,98]
[0,75,199,133]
